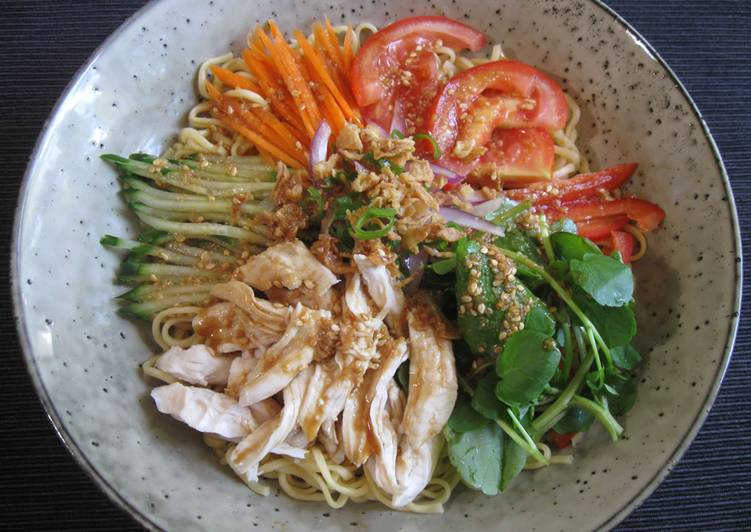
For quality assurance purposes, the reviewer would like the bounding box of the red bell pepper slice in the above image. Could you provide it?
[544,197,665,232]
[573,214,629,240]
[506,163,638,203]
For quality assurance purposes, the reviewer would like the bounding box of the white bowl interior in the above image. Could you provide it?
[14,0,740,530]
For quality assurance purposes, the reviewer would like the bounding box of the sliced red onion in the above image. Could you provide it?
[353,161,367,174]
[366,122,389,138]
[309,119,331,173]
[404,251,427,292]
[439,207,505,237]
[389,100,406,134]
[429,162,464,185]
[471,196,507,217]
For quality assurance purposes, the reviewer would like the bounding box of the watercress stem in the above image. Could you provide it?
[497,247,611,361]
[496,418,549,465]
[571,395,623,441]
[538,216,556,263]
[530,348,596,439]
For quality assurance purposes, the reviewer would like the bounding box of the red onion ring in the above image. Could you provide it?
[439,207,505,237]
[309,120,331,173]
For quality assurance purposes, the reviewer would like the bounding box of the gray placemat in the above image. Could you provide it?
[1,0,749,529]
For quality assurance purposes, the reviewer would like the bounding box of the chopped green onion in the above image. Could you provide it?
[413,133,442,160]
[430,256,457,275]
[351,207,397,240]
[391,129,405,139]
[488,201,531,225]
[305,187,325,216]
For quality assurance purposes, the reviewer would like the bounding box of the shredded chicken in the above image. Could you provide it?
[399,294,458,449]
[236,303,333,406]
[151,383,255,442]
[156,345,232,387]
[239,240,339,307]
[193,281,290,352]
[227,367,312,482]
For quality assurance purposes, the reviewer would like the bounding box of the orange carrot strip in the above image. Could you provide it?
[267,25,323,130]
[324,17,346,69]
[313,32,360,118]
[249,106,309,162]
[242,48,307,137]
[210,65,261,93]
[297,49,346,133]
[255,29,317,138]
[342,25,354,72]
[213,108,303,169]
[205,81,223,101]
[213,93,304,164]
[313,22,342,73]
[293,29,356,121]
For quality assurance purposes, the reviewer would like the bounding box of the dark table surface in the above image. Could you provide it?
[2,1,749,530]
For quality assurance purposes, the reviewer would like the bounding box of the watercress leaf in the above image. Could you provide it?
[608,377,638,416]
[495,229,545,266]
[602,382,618,395]
[448,396,488,433]
[455,237,549,357]
[500,436,527,491]
[553,406,595,433]
[611,344,642,370]
[444,422,504,495]
[496,330,561,407]
[550,218,578,235]
[471,374,505,420]
[569,253,634,307]
[524,305,556,337]
[550,232,601,262]
[573,289,636,348]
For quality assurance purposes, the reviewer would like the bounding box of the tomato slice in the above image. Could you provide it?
[547,197,665,232]
[465,128,555,188]
[571,214,630,239]
[351,16,486,130]
[427,60,569,158]
[506,163,638,203]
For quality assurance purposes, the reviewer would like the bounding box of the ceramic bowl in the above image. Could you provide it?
[12,0,741,530]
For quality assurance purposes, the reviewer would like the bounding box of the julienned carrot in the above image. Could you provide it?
[255,28,319,138]
[241,49,307,136]
[312,29,359,114]
[210,65,261,93]
[342,25,354,72]
[250,106,309,161]
[323,17,346,70]
[213,108,303,169]
[292,29,356,121]
[318,84,347,132]
[313,22,342,73]
[206,82,307,166]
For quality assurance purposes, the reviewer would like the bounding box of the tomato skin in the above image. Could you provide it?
[350,16,486,107]
[427,60,569,157]
[506,163,638,203]
[464,128,555,188]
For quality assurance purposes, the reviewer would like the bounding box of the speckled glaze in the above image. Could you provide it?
[12,0,741,530]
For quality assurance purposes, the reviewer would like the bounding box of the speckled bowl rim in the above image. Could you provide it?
[11,1,742,530]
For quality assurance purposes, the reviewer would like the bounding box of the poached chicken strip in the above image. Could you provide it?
[298,274,383,445]
[342,338,408,467]
[353,254,406,326]
[193,281,291,352]
[155,344,232,387]
[237,303,334,407]
[239,240,339,309]
[227,367,312,482]
[151,382,255,442]
[400,294,458,449]
[392,435,443,508]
